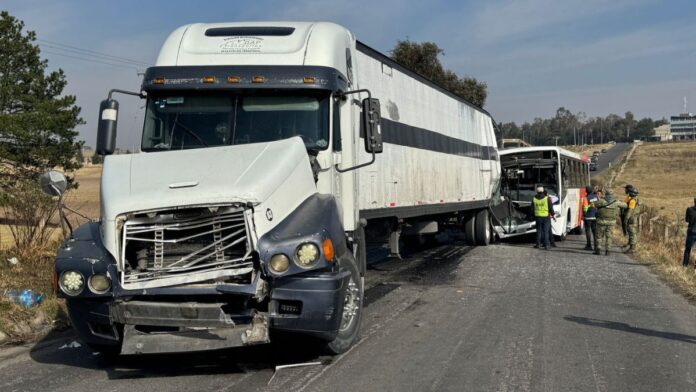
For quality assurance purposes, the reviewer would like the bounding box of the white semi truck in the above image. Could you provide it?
[52,21,500,355]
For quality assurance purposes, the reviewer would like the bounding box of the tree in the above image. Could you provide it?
[390,40,488,108]
[0,11,84,188]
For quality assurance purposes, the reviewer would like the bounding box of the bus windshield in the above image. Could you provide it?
[501,151,560,202]
[141,92,330,152]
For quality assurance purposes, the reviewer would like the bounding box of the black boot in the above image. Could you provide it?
[584,244,593,250]
[593,248,601,255]
[624,245,635,254]
[605,249,610,256]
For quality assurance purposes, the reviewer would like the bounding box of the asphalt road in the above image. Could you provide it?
[3,235,696,392]
[592,142,631,174]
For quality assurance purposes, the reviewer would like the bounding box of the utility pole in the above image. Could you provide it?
[573,126,577,145]
[554,136,560,146]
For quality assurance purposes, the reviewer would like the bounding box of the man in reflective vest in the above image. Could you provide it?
[623,186,640,254]
[533,186,554,250]
[595,189,628,256]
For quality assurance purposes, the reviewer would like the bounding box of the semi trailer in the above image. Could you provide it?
[51,21,500,355]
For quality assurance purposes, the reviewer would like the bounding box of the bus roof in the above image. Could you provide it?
[499,146,583,161]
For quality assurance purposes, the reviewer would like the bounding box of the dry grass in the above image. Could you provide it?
[0,244,69,343]
[0,165,101,250]
[0,165,101,342]
[613,141,696,298]
[613,142,696,220]
[66,164,102,220]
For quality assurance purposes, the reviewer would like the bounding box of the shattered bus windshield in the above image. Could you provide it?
[141,92,330,152]
[501,151,559,202]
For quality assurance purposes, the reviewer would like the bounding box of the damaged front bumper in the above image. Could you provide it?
[112,301,269,355]
[65,266,350,355]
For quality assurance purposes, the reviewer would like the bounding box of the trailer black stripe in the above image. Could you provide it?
[362,117,498,161]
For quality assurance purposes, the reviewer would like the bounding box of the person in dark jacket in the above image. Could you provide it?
[582,185,599,251]
[533,186,554,250]
[683,197,696,268]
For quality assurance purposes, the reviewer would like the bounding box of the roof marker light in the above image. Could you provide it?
[252,76,265,83]
[227,76,240,83]
[303,77,316,84]
[153,77,165,84]
[202,76,215,83]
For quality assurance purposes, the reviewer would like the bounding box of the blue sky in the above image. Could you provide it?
[3,0,696,148]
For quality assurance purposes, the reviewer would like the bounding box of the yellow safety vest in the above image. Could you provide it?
[533,196,549,218]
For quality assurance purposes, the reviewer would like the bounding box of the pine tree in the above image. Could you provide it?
[0,11,84,187]
[390,40,487,108]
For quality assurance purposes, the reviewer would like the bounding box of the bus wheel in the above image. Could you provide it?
[474,209,491,246]
[463,212,476,245]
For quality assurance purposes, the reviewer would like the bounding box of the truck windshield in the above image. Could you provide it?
[141,92,330,152]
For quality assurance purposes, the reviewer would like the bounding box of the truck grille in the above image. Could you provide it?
[120,206,254,290]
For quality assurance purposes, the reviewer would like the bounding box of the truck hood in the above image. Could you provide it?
[100,137,315,221]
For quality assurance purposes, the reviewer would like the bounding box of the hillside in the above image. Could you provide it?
[614,141,696,220]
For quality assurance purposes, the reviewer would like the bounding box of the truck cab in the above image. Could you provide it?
[55,22,375,355]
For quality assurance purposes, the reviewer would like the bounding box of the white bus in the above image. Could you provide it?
[491,146,590,240]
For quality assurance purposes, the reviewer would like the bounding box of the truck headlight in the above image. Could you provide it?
[295,243,320,268]
[269,254,290,273]
[88,274,111,294]
[59,270,84,296]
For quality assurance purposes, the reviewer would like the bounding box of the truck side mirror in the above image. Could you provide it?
[39,170,67,197]
[97,98,119,155]
[362,98,382,153]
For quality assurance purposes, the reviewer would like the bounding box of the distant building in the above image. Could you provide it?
[649,124,672,142]
[670,113,696,140]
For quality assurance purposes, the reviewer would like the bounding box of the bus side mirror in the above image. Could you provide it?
[97,98,119,155]
[362,98,382,154]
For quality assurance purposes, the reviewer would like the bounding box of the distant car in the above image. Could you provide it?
[608,141,616,145]
[590,155,598,163]
[590,162,598,171]
[601,148,607,153]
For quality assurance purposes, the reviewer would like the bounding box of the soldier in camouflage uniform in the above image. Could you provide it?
[623,187,640,254]
[595,189,628,256]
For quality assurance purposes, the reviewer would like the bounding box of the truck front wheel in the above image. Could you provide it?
[323,256,363,354]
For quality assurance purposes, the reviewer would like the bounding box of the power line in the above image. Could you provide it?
[39,43,148,67]
[41,50,142,70]
[37,38,151,67]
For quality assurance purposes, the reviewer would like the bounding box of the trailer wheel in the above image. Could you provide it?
[322,256,363,355]
[463,212,476,245]
[474,209,491,246]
